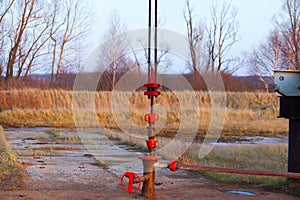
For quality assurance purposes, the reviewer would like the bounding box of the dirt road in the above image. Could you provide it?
[0,129,298,200]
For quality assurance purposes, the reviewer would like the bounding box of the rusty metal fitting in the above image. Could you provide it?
[134,175,150,184]
[139,156,161,198]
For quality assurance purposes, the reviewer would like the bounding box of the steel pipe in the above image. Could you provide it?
[168,160,300,179]
[133,175,149,184]
[154,162,168,168]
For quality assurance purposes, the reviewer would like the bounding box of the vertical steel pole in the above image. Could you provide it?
[288,119,300,174]
[141,0,161,198]
[147,0,152,82]
[278,96,300,182]
[154,0,158,82]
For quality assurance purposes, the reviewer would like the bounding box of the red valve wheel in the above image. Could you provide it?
[120,172,141,193]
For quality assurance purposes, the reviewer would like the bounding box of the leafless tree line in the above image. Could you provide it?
[183,0,300,92]
[247,0,300,92]
[249,0,300,72]
[98,12,172,90]
[2,0,298,92]
[184,0,239,75]
[0,0,90,83]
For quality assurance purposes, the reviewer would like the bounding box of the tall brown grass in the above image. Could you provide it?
[0,126,26,187]
[0,89,279,110]
[0,89,288,139]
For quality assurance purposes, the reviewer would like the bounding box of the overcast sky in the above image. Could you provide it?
[85,0,283,74]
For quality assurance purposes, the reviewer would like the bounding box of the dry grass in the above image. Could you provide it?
[0,126,26,187]
[179,143,300,196]
[0,89,288,140]
[186,144,288,172]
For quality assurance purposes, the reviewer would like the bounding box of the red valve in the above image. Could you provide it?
[169,160,178,172]
[144,83,160,88]
[144,91,161,97]
[144,69,161,98]
[144,113,159,123]
[120,172,141,193]
[146,138,158,149]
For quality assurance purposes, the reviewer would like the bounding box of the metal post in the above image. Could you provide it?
[141,158,160,198]
[147,0,151,82]
[154,0,158,82]
[140,0,161,198]
[278,96,300,179]
[274,71,300,181]
[288,119,300,174]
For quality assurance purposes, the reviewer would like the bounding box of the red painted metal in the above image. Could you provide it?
[144,91,161,97]
[168,160,178,172]
[145,113,159,123]
[146,138,158,150]
[144,83,160,88]
[150,68,155,83]
[120,172,141,193]
[144,69,161,98]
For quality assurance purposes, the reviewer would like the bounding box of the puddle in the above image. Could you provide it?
[222,190,256,196]
[211,136,288,146]
[5,127,53,131]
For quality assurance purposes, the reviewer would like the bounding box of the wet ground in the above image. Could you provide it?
[0,129,298,200]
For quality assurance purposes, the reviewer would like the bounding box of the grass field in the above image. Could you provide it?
[186,143,300,196]
[0,89,288,141]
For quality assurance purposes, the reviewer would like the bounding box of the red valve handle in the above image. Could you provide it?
[120,172,141,193]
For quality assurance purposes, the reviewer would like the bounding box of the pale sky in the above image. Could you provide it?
[86,0,283,74]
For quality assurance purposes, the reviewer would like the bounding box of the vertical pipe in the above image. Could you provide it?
[148,0,154,148]
[154,0,158,82]
[141,1,159,198]
[148,0,152,82]
[141,159,157,198]
[288,119,300,176]
[148,0,155,149]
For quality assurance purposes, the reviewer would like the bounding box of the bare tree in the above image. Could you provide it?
[183,0,238,75]
[0,0,15,23]
[206,0,239,73]
[183,0,205,75]
[16,1,55,79]
[5,0,37,79]
[248,30,283,75]
[99,12,129,90]
[0,0,15,76]
[50,0,90,84]
[248,0,300,81]
[275,0,300,70]
[0,0,90,83]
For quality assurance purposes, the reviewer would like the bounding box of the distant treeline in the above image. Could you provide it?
[0,72,274,92]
